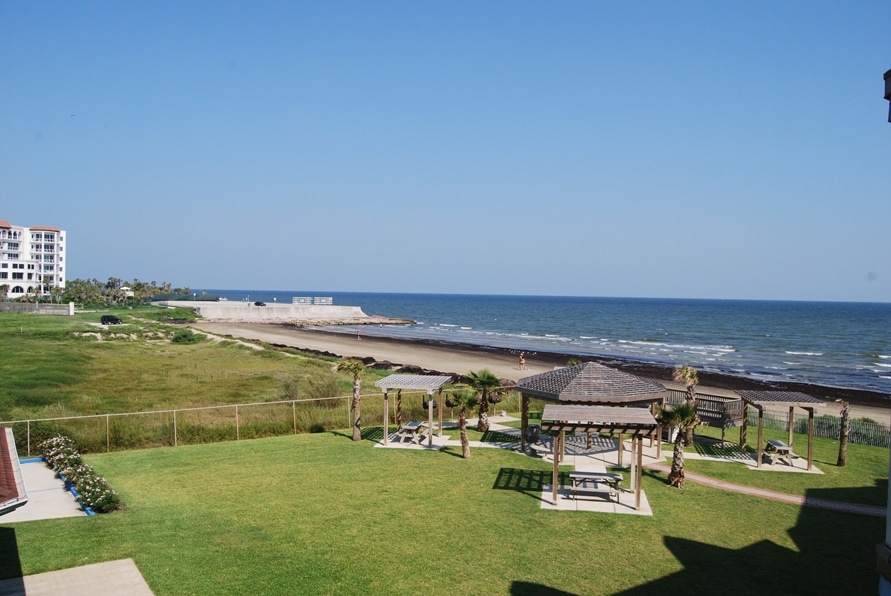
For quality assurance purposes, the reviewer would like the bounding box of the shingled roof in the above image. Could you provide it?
[515,362,668,405]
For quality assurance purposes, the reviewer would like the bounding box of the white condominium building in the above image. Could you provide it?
[0,219,67,296]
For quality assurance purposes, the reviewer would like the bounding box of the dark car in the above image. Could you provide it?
[101,315,123,325]
[254,301,266,306]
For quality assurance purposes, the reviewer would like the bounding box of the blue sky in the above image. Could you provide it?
[2,1,889,301]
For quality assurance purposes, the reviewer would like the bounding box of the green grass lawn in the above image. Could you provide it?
[2,430,885,595]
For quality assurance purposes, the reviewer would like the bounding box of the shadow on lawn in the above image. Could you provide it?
[615,482,886,595]
[0,527,24,587]
[493,468,570,500]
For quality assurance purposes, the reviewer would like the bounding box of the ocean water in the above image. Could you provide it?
[208,290,891,394]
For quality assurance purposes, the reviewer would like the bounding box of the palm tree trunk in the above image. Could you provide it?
[837,400,850,467]
[351,377,361,442]
[459,409,470,459]
[668,435,685,488]
[476,391,490,433]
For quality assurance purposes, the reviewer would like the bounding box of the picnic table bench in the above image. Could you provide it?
[568,471,623,502]
[764,439,793,465]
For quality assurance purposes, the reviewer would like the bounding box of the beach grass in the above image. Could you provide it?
[2,431,884,595]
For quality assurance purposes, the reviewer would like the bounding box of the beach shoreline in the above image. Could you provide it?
[193,321,891,421]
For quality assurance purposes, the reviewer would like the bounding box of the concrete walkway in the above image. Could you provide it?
[644,461,886,517]
[0,559,153,596]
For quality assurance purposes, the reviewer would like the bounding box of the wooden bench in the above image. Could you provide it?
[528,443,549,458]
[764,439,793,465]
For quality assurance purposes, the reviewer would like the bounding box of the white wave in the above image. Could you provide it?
[785,351,823,356]
[460,326,472,330]
[880,355,891,359]
[875,363,891,368]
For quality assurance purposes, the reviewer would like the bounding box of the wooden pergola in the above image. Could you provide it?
[515,362,669,457]
[374,375,452,447]
[541,404,658,509]
[736,390,825,470]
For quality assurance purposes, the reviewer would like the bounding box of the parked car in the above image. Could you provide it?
[101,315,123,325]
[254,301,266,306]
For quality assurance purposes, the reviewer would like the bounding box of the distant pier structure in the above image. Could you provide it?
[153,297,413,325]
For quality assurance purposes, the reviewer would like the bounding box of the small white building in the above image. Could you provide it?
[0,219,67,296]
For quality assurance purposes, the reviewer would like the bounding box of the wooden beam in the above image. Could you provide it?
[788,406,795,447]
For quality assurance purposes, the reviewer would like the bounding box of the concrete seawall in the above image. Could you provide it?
[153,300,412,325]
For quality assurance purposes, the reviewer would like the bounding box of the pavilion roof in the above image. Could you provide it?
[516,362,668,405]
[374,374,452,394]
[540,404,658,438]
[737,390,824,407]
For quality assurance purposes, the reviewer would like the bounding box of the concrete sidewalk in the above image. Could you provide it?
[0,559,153,595]
[0,462,85,523]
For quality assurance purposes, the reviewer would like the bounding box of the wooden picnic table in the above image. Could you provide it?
[568,471,623,502]
[764,439,793,464]
[398,420,427,444]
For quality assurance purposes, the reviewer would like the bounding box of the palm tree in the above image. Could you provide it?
[449,388,478,459]
[836,399,850,467]
[335,358,365,441]
[657,402,698,488]
[673,365,699,445]
[465,369,502,433]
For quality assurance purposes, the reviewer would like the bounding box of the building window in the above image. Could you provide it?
[12,273,23,280]
[0,272,6,279]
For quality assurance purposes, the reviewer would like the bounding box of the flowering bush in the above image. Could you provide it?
[38,435,121,513]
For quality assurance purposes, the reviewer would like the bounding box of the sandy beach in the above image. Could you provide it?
[193,321,891,423]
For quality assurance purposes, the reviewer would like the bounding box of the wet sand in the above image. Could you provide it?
[193,321,891,422]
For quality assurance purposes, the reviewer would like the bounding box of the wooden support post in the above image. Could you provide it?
[552,432,560,505]
[617,432,624,467]
[520,394,528,453]
[807,407,815,471]
[740,403,748,449]
[427,393,434,447]
[635,436,644,511]
[396,389,402,429]
[756,406,764,468]
[788,406,795,447]
[382,390,389,446]
[629,437,637,492]
[438,388,443,437]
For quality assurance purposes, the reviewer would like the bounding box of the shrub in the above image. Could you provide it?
[171,329,202,344]
[38,435,122,513]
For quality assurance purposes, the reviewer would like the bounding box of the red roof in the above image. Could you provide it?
[0,220,10,229]
[30,226,60,232]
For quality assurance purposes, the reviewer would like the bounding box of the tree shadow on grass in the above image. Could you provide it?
[510,581,578,595]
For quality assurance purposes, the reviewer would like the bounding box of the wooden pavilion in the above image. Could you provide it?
[737,390,825,470]
[515,362,668,508]
[540,404,658,509]
[515,361,669,454]
[374,374,452,447]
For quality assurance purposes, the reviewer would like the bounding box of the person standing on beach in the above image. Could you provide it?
[518,353,526,370]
